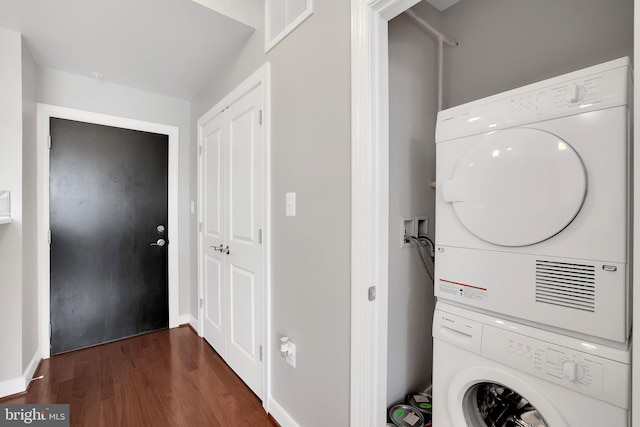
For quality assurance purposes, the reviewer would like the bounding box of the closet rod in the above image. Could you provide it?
[405,9,457,110]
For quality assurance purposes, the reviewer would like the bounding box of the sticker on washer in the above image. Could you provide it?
[439,279,488,302]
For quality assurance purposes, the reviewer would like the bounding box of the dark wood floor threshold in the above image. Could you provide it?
[0,327,278,427]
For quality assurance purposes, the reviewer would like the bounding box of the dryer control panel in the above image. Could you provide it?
[482,325,630,409]
[436,57,630,143]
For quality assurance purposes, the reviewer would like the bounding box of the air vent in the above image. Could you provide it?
[266,0,313,52]
[535,260,595,312]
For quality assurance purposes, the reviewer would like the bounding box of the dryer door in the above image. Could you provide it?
[442,128,587,247]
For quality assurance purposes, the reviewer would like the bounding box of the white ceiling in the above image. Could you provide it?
[0,0,255,100]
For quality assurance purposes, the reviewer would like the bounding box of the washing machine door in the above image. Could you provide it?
[442,128,587,247]
[448,367,569,427]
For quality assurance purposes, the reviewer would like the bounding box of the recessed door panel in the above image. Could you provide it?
[229,107,256,243]
[204,122,224,238]
[205,254,223,333]
[229,265,256,359]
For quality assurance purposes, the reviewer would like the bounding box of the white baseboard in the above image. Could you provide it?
[188,315,199,332]
[0,377,25,399]
[23,351,41,386]
[0,349,42,399]
[269,396,301,427]
[177,314,199,331]
[178,314,190,326]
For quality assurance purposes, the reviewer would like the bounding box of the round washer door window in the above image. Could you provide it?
[441,128,587,247]
[462,382,548,427]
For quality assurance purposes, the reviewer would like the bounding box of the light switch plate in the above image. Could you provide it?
[286,192,296,217]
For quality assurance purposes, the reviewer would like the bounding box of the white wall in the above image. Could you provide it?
[21,37,38,373]
[0,27,24,393]
[387,3,442,405]
[191,1,351,425]
[442,0,633,108]
[37,68,192,317]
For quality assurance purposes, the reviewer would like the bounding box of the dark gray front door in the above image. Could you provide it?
[49,118,169,355]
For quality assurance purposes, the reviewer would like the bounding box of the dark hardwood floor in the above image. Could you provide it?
[0,326,278,427]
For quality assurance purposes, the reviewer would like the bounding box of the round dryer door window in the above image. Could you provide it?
[441,128,587,247]
[462,382,548,427]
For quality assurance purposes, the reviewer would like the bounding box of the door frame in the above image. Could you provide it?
[196,63,271,409]
[350,0,422,425]
[353,1,639,425]
[37,104,180,359]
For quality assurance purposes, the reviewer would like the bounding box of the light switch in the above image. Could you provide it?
[286,192,296,217]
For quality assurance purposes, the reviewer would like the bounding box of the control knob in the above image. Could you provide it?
[564,83,587,103]
[561,360,585,381]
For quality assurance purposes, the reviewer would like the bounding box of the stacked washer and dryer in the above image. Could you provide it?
[432,57,633,426]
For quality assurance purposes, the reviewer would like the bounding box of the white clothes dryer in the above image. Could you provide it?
[434,57,632,344]
[432,302,630,427]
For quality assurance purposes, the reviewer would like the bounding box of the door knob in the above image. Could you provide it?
[210,244,224,253]
[224,245,230,255]
[150,239,166,247]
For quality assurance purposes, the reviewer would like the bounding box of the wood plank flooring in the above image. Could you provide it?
[0,326,278,427]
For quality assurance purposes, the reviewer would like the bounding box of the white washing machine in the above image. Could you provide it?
[434,57,632,344]
[432,302,630,427]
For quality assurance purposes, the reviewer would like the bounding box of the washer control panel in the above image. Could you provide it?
[482,325,629,408]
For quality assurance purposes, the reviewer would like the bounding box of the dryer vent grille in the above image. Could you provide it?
[535,260,595,312]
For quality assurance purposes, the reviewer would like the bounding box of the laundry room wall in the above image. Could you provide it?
[190,0,351,425]
[387,1,442,405]
[441,0,634,108]
[37,68,192,318]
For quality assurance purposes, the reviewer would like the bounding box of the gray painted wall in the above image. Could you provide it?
[0,27,24,387]
[387,3,442,405]
[21,37,38,372]
[37,68,193,317]
[191,1,351,425]
[442,0,633,108]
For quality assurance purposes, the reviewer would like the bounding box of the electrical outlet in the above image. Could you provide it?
[286,342,296,367]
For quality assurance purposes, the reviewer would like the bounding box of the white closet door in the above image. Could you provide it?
[201,112,228,354]
[199,83,264,399]
[225,85,264,397]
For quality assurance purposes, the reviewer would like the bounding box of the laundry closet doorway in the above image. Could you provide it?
[350,0,634,424]
[197,64,270,402]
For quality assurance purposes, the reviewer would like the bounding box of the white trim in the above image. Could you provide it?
[268,396,301,427]
[0,377,25,399]
[23,351,41,390]
[350,0,420,425]
[197,63,271,410]
[37,104,180,359]
[179,314,200,331]
[0,351,42,399]
[633,1,639,426]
